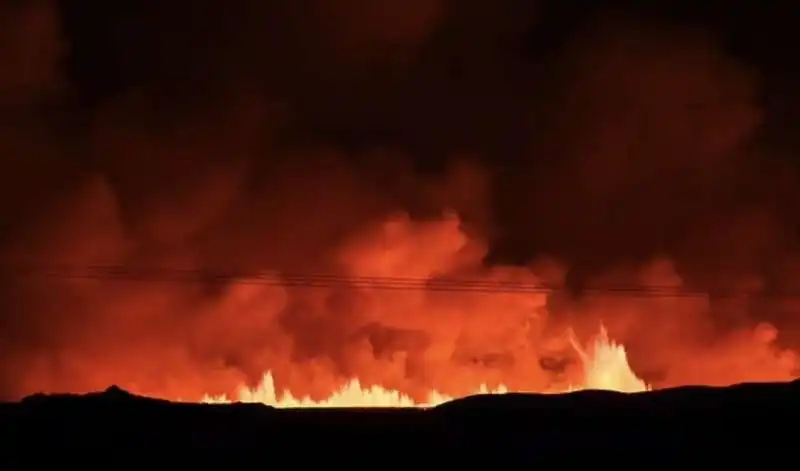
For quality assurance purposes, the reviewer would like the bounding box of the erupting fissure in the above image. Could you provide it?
[202,326,648,407]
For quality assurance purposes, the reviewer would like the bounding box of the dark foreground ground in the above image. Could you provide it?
[3,380,800,465]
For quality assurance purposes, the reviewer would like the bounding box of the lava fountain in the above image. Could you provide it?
[202,326,648,407]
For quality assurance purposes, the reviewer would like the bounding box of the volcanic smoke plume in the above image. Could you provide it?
[0,1,798,402]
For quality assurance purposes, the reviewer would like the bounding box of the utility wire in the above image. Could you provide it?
[0,262,772,298]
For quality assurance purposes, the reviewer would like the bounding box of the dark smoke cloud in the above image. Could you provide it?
[0,1,798,401]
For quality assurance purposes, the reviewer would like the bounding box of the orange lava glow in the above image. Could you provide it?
[201,326,649,407]
[7,211,800,405]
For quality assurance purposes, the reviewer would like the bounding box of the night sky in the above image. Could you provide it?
[56,0,800,265]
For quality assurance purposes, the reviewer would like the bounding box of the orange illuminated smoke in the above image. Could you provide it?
[202,326,648,407]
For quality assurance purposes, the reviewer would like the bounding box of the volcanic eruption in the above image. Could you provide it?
[0,2,799,408]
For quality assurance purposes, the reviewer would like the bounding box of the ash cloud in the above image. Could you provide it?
[0,1,798,400]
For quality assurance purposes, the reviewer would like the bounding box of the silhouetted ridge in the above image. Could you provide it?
[4,380,800,463]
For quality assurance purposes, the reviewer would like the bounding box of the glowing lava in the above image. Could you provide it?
[202,326,648,407]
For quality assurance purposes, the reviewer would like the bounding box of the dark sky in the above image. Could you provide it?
[54,0,800,266]
[0,0,799,399]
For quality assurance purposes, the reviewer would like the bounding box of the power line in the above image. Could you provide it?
[0,262,774,298]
